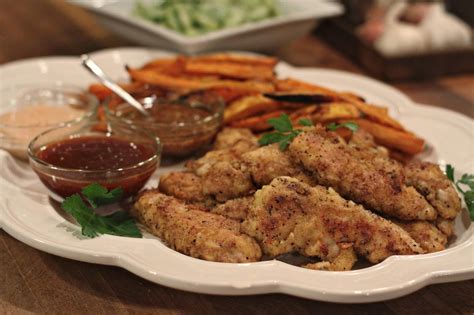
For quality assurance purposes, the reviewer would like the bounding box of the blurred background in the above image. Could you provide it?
[0,0,472,115]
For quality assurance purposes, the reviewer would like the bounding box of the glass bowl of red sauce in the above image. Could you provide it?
[104,92,224,157]
[28,121,161,200]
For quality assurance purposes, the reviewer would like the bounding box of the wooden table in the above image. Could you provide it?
[1,1,473,314]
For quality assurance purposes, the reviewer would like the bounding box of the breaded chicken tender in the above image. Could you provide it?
[201,160,255,202]
[213,127,258,151]
[211,196,253,220]
[241,144,316,187]
[132,190,262,263]
[405,161,462,219]
[303,243,357,271]
[159,172,206,202]
[393,220,447,253]
[242,177,423,264]
[289,129,436,221]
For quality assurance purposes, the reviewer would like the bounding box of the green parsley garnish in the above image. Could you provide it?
[327,121,359,132]
[258,114,360,151]
[446,164,474,220]
[258,114,304,151]
[298,118,314,127]
[61,184,142,238]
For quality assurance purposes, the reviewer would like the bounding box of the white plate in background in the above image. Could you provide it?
[70,0,343,54]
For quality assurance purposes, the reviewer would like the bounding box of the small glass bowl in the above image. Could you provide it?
[0,84,98,160]
[104,92,224,157]
[28,120,161,200]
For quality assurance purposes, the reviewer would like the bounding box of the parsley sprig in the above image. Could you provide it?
[61,183,142,238]
[327,121,359,132]
[258,114,359,151]
[446,165,474,220]
[258,114,311,150]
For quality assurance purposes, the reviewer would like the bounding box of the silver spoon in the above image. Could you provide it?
[80,54,149,116]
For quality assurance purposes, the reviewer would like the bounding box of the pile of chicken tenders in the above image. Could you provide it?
[131,127,461,271]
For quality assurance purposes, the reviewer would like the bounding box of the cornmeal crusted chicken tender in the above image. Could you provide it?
[211,196,253,221]
[213,127,258,151]
[289,130,436,221]
[405,161,462,219]
[242,177,423,264]
[435,218,455,237]
[393,220,447,253]
[159,172,206,202]
[303,243,357,271]
[241,144,316,187]
[132,190,262,263]
[201,160,255,202]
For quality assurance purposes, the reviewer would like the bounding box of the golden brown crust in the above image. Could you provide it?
[242,177,423,264]
[393,220,447,253]
[241,144,317,187]
[289,130,436,221]
[405,161,462,219]
[159,172,207,202]
[213,127,258,151]
[211,196,253,221]
[303,243,357,271]
[132,191,262,263]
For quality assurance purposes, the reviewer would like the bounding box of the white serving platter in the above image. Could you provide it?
[70,0,343,54]
[0,48,472,303]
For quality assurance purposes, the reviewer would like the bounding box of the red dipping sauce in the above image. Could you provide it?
[31,135,159,198]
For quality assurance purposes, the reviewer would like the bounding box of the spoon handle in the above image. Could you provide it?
[81,54,149,116]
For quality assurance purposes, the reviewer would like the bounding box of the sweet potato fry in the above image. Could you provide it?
[342,99,404,130]
[141,56,187,75]
[192,53,278,67]
[276,79,399,128]
[224,95,279,123]
[347,119,425,155]
[275,78,341,96]
[185,60,275,80]
[128,68,275,93]
[230,110,286,131]
[198,88,256,103]
[141,57,178,69]
[340,92,366,103]
[312,102,360,122]
[289,105,319,121]
[88,82,144,101]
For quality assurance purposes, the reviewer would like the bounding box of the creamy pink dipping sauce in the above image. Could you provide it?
[0,104,86,159]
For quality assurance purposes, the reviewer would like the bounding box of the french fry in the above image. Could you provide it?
[312,102,360,122]
[230,110,286,131]
[192,53,278,67]
[185,60,275,80]
[277,79,400,128]
[224,95,279,123]
[88,82,144,101]
[340,92,366,103]
[347,119,425,155]
[275,78,341,96]
[128,68,275,93]
[141,58,178,69]
[342,98,404,130]
[199,87,256,103]
[289,105,319,121]
[141,56,187,75]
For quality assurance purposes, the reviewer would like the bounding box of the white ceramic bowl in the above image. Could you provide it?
[70,0,343,54]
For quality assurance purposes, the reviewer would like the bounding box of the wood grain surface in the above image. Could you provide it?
[1,1,473,314]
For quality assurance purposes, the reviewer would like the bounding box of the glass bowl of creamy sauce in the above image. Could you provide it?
[0,85,98,160]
